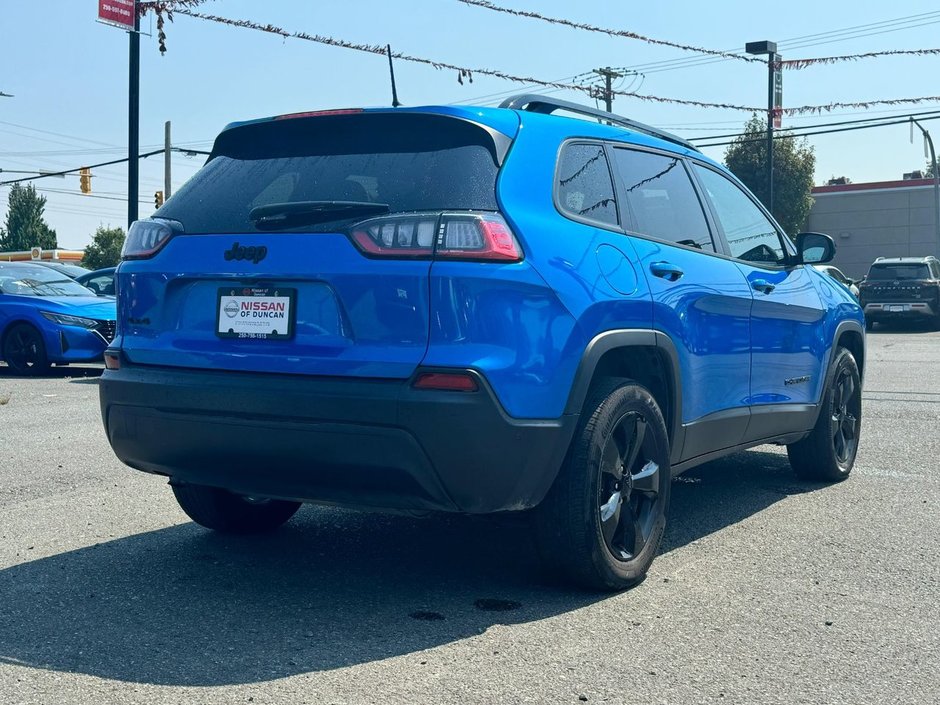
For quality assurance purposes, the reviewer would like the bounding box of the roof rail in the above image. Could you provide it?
[498,94,697,152]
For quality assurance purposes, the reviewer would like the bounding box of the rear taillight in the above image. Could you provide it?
[122,218,181,260]
[349,212,523,262]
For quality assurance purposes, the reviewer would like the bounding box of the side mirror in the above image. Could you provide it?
[795,232,835,264]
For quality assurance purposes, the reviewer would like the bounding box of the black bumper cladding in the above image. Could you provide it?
[99,365,577,514]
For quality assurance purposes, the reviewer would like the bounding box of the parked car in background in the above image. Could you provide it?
[858,256,940,330]
[99,96,865,590]
[814,264,860,298]
[29,260,90,280]
[0,262,116,375]
[75,267,116,297]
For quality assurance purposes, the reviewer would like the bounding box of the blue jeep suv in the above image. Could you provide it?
[99,95,865,590]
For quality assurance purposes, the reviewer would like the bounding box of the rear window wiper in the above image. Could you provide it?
[248,201,390,230]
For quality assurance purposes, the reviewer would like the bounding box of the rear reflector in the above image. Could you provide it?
[413,372,479,392]
[104,351,121,370]
[349,212,522,262]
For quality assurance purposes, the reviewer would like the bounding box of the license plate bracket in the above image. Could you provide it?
[217,286,296,340]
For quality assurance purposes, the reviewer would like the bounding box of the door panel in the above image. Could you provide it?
[608,148,753,455]
[736,264,827,405]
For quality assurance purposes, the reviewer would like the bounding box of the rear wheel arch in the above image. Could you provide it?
[565,330,682,451]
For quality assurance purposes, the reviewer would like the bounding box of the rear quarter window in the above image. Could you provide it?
[555,142,619,227]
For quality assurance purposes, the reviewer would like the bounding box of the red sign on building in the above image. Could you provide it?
[98,0,136,31]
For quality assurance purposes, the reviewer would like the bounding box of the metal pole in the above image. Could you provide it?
[912,118,940,256]
[128,1,140,227]
[604,71,613,113]
[767,54,775,215]
[164,120,172,198]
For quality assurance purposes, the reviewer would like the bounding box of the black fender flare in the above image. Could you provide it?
[563,329,684,462]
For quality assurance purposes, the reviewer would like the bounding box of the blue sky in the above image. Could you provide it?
[3,0,940,248]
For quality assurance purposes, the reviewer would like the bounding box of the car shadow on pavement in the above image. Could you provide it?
[0,449,814,686]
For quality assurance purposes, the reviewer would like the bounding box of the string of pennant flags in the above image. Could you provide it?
[138,1,940,116]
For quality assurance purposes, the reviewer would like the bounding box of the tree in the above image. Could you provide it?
[0,183,58,251]
[82,225,126,269]
[724,114,816,237]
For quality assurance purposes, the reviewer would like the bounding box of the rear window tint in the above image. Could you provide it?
[867,264,930,280]
[556,143,618,227]
[159,113,501,234]
[612,148,714,252]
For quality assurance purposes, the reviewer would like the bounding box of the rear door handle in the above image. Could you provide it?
[649,262,684,282]
[751,278,776,294]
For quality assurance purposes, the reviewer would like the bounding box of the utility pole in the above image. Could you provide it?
[592,67,624,113]
[911,117,940,256]
[746,41,779,214]
[164,120,172,199]
[128,0,140,227]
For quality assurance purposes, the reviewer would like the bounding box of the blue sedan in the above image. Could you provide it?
[0,262,116,375]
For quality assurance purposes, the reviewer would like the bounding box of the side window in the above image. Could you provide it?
[693,164,786,265]
[611,148,714,252]
[556,143,618,227]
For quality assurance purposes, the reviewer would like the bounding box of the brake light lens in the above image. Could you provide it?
[122,218,181,260]
[349,212,522,262]
[274,109,364,120]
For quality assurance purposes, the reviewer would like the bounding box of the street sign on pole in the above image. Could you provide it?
[773,60,783,129]
[98,0,136,31]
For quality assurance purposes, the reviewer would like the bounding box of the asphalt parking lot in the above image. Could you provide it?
[0,327,938,705]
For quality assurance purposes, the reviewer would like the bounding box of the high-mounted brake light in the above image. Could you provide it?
[122,218,181,260]
[349,212,523,262]
[274,109,364,120]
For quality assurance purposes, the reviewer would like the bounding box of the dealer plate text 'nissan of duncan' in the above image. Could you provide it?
[217,287,296,340]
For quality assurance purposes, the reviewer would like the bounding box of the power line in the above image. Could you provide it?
[166,8,761,112]
[690,109,940,142]
[695,113,940,148]
[454,0,759,63]
[0,150,165,186]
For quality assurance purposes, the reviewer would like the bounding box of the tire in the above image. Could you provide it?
[2,323,50,376]
[171,483,301,533]
[533,379,671,591]
[865,318,874,332]
[787,347,862,482]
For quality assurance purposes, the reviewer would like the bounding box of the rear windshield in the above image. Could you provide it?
[867,264,930,280]
[159,113,502,234]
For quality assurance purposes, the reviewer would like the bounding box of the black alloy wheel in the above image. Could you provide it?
[534,379,671,591]
[597,411,663,562]
[788,347,862,482]
[2,324,50,376]
[830,365,860,466]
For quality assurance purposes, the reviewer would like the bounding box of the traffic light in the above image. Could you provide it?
[79,167,91,194]
[154,190,164,208]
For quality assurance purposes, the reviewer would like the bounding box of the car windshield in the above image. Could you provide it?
[867,264,930,280]
[0,267,95,296]
[158,112,501,234]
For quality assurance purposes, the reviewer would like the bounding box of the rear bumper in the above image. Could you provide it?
[863,302,938,320]
[99,363,577,514]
